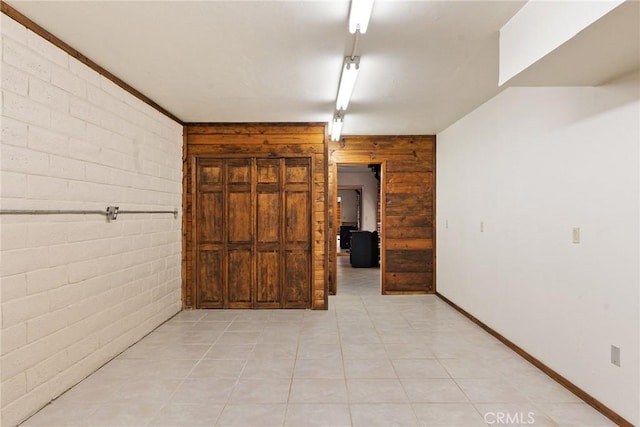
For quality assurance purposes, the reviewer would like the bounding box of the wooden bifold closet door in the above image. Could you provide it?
[195,157,311,309]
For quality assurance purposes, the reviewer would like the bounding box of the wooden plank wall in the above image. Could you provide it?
[328,135,436,294]
[183,124,328,309]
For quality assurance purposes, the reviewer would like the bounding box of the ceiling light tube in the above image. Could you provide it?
[349,0,374,34]
[330,110,344,142]
[336,56,360,111]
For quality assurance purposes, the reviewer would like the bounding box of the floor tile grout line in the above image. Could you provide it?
[155,313,287,425]
[141,316,234,427]
[282,317,304,425]
[334,302,355,427]
[21,261,617,427]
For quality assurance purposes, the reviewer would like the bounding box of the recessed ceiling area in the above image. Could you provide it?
[6,1,527,133]
[503,0,640,87]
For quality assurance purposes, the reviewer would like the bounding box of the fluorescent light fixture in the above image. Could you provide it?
[336,56,360,111]
[349,0,374,34]
[330,110,344,142]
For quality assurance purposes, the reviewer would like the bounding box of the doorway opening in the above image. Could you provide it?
[334,163,382,294]
[337,186,362,256]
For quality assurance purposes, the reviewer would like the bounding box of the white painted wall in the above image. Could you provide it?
[499,0,624,85]
[437,71,639,424]
[0,15,183,426]
[338,170,379,232]
[338,189,359,225]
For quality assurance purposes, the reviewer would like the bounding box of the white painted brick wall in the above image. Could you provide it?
[1,13,183,426]
[1,65,28,97]
[2,117,28,148]
[3,37,52,81]
[0,275,27,304]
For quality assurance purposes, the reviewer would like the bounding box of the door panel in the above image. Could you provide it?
[195,157,311,309]
[198,192,223,243]
[228,250,252,307]
[198,251,224,308]
[283,158,311,308]
[257,192,280,243]
[255,159,283,308]
[284,251,310,308]
[227,159,252,307]
[196,159,225,308]
[256,251,280,307]
[199,164,223,190]
[257,159,279,184]
[286,164,310,184]
[228,192,252,243]
[285,192,309,243]
[228,162,251,184]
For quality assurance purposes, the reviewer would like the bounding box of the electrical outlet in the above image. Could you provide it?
[480,221,484,232]
[445,219,449,229]
[572,227,580,244]
[611,345,620,367]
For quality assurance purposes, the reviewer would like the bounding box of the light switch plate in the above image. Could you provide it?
[611,345,620,367]
[572,227,580,244]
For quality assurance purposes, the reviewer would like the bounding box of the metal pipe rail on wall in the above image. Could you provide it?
[0,206,179,221]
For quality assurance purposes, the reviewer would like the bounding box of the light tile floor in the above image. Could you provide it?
[22,257,615,426]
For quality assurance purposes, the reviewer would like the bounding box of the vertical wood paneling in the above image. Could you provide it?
[327,163,337,295]
[182,128,188,308]
[328,136,436,295]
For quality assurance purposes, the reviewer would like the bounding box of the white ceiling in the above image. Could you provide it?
[7,1,528,133]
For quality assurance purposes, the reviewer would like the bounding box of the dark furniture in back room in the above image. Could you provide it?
[350,231,379,268]
[339,225,358,249]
